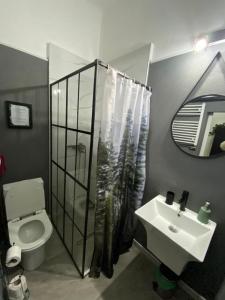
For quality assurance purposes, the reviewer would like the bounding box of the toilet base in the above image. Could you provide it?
[22,244,46,271]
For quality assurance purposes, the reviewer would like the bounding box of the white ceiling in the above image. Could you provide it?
[91,0,225,62]
[1,0,225,63]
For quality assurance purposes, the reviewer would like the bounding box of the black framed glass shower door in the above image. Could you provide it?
[50,61,97,277]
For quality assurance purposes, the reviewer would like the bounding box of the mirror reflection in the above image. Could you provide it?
[172,94,225,158]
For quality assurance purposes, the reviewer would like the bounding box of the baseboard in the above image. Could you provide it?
[178,280,206,300]
[133,239,206,300]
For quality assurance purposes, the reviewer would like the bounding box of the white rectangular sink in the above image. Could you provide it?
[135,195,216,274]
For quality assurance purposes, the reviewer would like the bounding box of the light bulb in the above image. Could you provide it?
[194,37,208,52]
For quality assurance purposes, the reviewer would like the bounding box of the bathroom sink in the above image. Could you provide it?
[135,195,216,274]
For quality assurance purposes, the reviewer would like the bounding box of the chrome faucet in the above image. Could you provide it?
[179,191,189,212]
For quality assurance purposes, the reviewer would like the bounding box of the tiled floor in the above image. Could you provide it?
[25,231,192,300]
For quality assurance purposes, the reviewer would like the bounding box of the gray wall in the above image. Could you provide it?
[143,44,225,299]
[0,44,49,231]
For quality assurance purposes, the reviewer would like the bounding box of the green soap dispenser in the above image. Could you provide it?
[197,202,211,224]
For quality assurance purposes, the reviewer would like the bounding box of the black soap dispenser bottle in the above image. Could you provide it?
[165,191,175,205]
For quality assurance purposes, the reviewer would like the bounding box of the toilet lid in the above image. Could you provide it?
[3,178,45,221]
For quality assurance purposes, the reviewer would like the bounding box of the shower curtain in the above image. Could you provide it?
[90,68,151,278]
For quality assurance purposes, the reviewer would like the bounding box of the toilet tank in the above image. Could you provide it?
[3,178,45,221]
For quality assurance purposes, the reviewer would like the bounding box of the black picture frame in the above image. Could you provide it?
[5,101,33,129]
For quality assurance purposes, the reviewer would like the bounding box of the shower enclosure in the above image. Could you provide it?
[50,60,99,277]
[50,59,150,277]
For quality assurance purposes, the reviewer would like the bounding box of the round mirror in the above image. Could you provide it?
[171,94,225,158]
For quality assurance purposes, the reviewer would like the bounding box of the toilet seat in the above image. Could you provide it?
[8,209,53,252]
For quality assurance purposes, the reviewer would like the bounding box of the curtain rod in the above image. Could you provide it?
[97,60,152,92]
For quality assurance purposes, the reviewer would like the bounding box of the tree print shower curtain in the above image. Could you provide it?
[90,68,151,278]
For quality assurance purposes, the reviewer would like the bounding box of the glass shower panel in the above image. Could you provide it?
[74,184,87,234]
[84,197,95,273]
[52,196,63,239]
[79,68,94,132]
[52,163,57,197]
[72,225,83,272]
[58,80,67,127]
[52,126,58,163]
[86,199,95,236]
[57,168,65,207]
[85,235,94,273]
[68,75,78,129]
[64,214,73,253]
[65,175,75,219]
[57,128,66,168]
[51,195,57,225]
[51,84,58,125]
[76,133,90,187]
[56,202,64,238]
[66,130,77,175]
[50,62,97,277]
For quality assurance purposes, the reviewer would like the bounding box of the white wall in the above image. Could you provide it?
[48,43,90,83]
[99,0,225,62]
[0,0,103,60]
[1,0,225,65]
[109,44,152,85]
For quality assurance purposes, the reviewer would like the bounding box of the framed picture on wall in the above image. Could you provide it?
[5,101,33,129]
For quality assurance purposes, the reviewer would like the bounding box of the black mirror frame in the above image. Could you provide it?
[170,52,225,159]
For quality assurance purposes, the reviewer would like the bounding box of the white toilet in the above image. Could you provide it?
[3,178,53,271]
